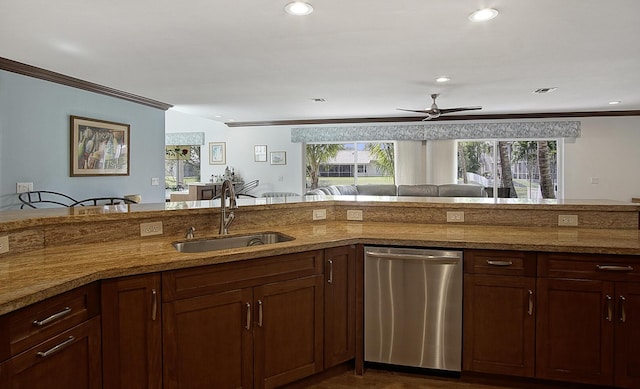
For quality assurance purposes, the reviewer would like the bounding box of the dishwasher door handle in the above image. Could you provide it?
[365,251,460,264]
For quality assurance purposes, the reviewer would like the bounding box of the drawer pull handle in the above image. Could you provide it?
[606,295,613,322]
[257,300,263,327]
[486,260,513,267]
[33,307,71,326]
[620,296,626,323]
[37,336,75,358]
[245,302,251,330]
[527,290,534,316]
[597,265,633,272]
[151,289,157,321]
[327,259,334,284]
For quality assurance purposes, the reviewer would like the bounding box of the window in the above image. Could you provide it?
[306,142,394,189]
[165,145,201,190]
[457,140,560,199]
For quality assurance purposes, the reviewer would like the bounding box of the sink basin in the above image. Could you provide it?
[172,231,295,253]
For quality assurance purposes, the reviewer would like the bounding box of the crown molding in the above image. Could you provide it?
[226,110,640,127]
[0,57,173,111]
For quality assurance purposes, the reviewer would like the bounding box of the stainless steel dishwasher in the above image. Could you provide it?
[364,246,463,372]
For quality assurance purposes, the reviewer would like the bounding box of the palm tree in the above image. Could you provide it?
[498,141,517,198]
[537,141,556,199]
[365,143,395,179]
[306,144,344,189]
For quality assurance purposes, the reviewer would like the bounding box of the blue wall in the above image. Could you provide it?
[0,70,166,209]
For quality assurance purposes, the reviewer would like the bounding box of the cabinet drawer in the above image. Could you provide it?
[163,250,324,301]
[464,250,536,277]
[538,253,640,281]
[0,283,100,361]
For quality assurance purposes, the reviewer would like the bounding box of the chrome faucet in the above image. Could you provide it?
[219,179,238,235]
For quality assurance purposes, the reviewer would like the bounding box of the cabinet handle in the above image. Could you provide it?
[606,295,613,322]
[620,296,626,323]
[257,300,263,327]
[33,307,71,326]
[37,336,75,358]
[527,290,534,316]
[486,260,513,267]
[245,302,251,330]
[597,265,633,272]
[327,259,333,284]
[151,289,157,321]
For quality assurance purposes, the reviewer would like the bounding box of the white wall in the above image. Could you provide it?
[564,116,640,202]
[165,110,304,195]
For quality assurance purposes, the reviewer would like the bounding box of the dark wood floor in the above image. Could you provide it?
[303,369,518,389]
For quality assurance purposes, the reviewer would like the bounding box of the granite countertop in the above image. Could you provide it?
[1,221,639,316]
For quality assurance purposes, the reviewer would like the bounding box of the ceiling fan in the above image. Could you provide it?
[397,93,482,120]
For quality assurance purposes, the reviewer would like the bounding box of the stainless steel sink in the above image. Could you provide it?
[172,231,295,253]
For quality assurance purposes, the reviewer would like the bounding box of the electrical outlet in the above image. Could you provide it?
[16,182,33,193]
[346,210,363,221]
[140,221,163,236]
[0,236,9,254]
[558,215,578,226]
[151,177,160,186]
[313,209,327,220]
[446,211,465,223]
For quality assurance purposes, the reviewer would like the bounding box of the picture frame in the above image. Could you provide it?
[209,142,226,165]
[270,151,286,165]
[254,145,267,162]
[71,115,130,176]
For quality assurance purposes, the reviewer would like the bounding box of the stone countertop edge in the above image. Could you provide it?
[1,221,639,316]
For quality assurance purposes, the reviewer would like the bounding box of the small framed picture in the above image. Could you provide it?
[254,145,267,162]
[270,151,286,165]
[209,142,226,165]
[71,115,130,176]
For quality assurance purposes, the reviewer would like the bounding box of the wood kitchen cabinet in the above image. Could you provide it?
[323,245,356,368]
[162,250,324,389]
[0,284,101,389]
[101,273,162,389]
[536,253,640,388]
[463,250,537,378]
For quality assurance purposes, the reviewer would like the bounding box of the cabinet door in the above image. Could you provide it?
[254,275,323,389]
[615,282,640,389]
[0,316,101,389]
[101,274,162,389]
[163,288,253,389]
[324,245,356,368]
[536,278,614,386]
[463,274,535,377]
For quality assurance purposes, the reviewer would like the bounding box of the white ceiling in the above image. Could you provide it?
[1,0,639,124]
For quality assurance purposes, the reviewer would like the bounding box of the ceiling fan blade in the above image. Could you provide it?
[439,106,482,114]
[396,108,432,114]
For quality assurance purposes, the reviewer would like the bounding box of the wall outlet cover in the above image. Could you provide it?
[346,210,363,221]
[0,236,8,254]
[446,211,465,223]
[140,221,163,236]
[312,209,327,220]
[558,214,578,226]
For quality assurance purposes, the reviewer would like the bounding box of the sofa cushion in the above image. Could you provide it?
[397,184,439,197]
[325,185,343,195]
[356,184,397,196]
[437,184,487,197]
[334,185,358,195]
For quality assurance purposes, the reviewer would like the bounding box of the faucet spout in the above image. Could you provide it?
[219,179,238,235]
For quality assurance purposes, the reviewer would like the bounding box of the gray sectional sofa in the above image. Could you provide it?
[305,183,487,197]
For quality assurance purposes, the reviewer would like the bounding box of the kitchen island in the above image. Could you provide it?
[0,196,639,389]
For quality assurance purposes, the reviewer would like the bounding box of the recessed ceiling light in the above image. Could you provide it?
[608,100,621,105]
[469,8,499,22]
[285,2,313,16]
[436,76,451,83]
